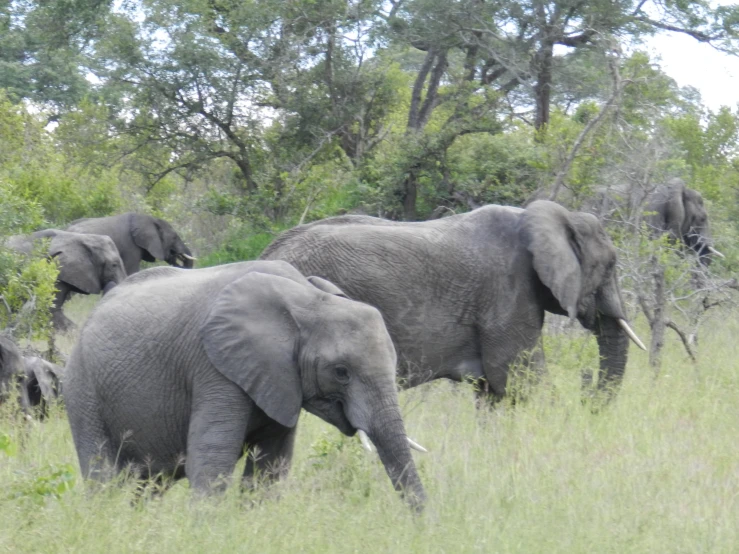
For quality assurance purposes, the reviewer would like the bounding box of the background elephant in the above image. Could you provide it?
[6,230,127,331]
[0,336,63,416]
[64,260,425,508]
[0,335,25,405]
[67,213,195,275]
[585,178,722,265]
[261,200,646,400]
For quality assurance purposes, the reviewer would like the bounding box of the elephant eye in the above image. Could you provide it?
[333,365,351,384]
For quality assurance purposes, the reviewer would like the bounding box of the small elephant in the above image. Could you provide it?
[0,336,63,416]
[20,356,64,416]
[67,213,195,275]
[64,260,426,508]
[261,200,647,400]
[6,230,127,331]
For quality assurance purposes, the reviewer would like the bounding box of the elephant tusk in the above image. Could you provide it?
[618,319,647,351]
[180,253,197,261]
[708,246,725,259]
[407,437,428,453]
[357,430,374,452]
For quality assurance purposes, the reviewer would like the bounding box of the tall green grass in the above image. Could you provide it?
[1,298,737,553]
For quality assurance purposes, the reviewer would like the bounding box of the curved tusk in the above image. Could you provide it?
[357,430,374,453]
[180,253,197,261]
[407,437,428,453]
[708,246,725,259]
[618,319,647,351]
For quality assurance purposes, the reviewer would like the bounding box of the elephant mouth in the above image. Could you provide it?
[169,252,196,268]
[303,396,356,436]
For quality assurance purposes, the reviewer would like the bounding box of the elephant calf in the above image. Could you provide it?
[262,200,647,400]
[0,336,64,417]
[64,260,426,508]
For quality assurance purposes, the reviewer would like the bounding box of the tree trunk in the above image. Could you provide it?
[533,39,554,132]
[402,170,419,221]
[649,263,666,373]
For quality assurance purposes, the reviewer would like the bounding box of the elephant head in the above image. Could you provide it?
[201,271,426,508]
[131,214,195,269]
[646,178,722,265]
[42,230,127,295]
[20,356,64,416]
[521,201,646,391]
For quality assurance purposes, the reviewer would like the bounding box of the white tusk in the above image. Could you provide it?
[357,430,374,452]
[407,437,428,453]
[618,319,647,351]
[180,253,197,261]
[708,246,725,259]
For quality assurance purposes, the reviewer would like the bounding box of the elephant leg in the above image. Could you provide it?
[507,340,547,404]
[242,423,297,489]
[478,325,542,405]
[68,397,119,482]
[185,389,251,495]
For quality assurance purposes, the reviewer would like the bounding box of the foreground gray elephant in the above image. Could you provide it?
[261,200,646,399]
[64,260,426,507]
[67,213,195,275]
[6,230,127,331]
[589,178,722,265]
[0,336,63,416]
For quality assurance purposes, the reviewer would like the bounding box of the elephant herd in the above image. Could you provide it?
[0,179,722,511]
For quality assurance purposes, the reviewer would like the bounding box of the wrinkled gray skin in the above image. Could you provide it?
[0,336,63,416]
[588,178,717,266]
[64,260,425,508]
[262,200,633,399]
[6,230,127,331]
[67,213,194,275]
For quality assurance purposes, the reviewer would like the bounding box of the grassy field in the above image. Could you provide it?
[1,295,737,553]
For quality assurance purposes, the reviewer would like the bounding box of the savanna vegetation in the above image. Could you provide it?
[1,0,739,551]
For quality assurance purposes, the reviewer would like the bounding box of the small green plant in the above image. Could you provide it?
[11,463,76,504]
[0,432,16,456]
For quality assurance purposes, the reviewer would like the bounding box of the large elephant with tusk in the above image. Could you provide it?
[64,261,426,509]
[587,178,723,265]
[261,200,647,400]
[67,213,196,275]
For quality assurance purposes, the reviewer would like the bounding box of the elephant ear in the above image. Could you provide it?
[519,201,582,319]
[131,215,166,261]
[663,178,687,239]
[306,275,349,298]
[49,235,102,294]
[201,272,306,428]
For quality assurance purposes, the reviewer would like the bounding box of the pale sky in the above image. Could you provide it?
[643,0,739,112]
[646,33,739,112]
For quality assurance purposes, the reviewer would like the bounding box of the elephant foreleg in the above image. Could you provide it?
[478,324,543,405]
[242,424,297,490]
[185,389,251,495]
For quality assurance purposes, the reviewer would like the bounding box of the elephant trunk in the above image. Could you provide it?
[368,403,426,511]
[102,281,117,295]
[594,314,629,395]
